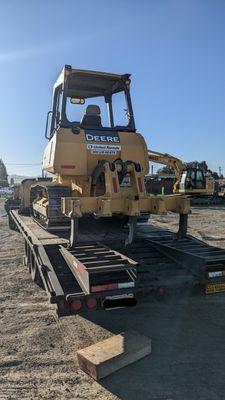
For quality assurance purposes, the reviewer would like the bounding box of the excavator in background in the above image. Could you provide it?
[148,150,216,201]
[18,65,190,245]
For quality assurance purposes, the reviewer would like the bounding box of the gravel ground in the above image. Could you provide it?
[1,198,225,400]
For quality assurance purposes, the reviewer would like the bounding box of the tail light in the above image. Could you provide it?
[86,297,97,310]
[70,299,82,312]
[58,299,67,310]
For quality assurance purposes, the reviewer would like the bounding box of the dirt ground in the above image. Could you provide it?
[1,198,225,400]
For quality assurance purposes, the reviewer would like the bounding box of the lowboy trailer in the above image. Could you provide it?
[8,209,225,317]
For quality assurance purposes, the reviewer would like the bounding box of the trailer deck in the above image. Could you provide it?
[8,210,225,316]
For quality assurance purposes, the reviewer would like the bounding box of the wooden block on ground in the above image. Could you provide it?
[77,330,151,380]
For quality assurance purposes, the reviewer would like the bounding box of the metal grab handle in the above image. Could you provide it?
[45,110,53,140]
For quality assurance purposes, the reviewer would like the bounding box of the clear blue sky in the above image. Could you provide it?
[0,0,225,176]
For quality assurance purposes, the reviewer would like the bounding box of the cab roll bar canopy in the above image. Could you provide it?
[47,65,136,139]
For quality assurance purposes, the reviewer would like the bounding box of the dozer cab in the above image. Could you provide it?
[30,65,190,245]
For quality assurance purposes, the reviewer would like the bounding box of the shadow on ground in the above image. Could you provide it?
[82,291,225,400]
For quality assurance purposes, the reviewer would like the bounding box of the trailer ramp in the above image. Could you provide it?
[138,225,225,294]
[108,237,200,297]
[59,243,136,295]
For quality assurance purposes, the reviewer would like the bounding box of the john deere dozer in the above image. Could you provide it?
[26,65,190,245]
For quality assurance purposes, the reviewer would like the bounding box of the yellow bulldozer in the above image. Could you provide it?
[22,65,190,245]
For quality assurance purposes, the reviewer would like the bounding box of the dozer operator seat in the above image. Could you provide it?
[80,104,102,127]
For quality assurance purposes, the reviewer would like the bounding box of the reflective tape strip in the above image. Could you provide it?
[137,177,144,193]
[91,283,118,292]
[118,282,135,289]
[61,165,75,169]
[208,271,223,278]
[112,177,118,193]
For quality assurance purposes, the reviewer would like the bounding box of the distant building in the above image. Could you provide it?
[0,159,9,188]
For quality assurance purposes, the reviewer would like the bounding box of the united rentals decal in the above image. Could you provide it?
[87,144,121,155]
[85,130,120,143]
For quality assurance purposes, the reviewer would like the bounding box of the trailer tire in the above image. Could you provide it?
[8,213,17,231]
[35,269,45,290]
[24,242,28,266]
[23,255,28,267]
[30,257,44,289]
[24,241,30,268]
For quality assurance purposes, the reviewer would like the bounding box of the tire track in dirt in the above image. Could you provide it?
[0,200,116,400]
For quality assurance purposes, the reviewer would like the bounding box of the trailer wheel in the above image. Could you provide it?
[23,242,29,267]
[8,213,17,231]
[30,256,44,289]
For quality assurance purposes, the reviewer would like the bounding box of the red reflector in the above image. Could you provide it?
[70,299,82,311]
[91,283,118,292]
[61,165,75,169]
[58,299,66,310]
[112,177,118,193]
[86,297,97,310]
[137,177,144,193]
